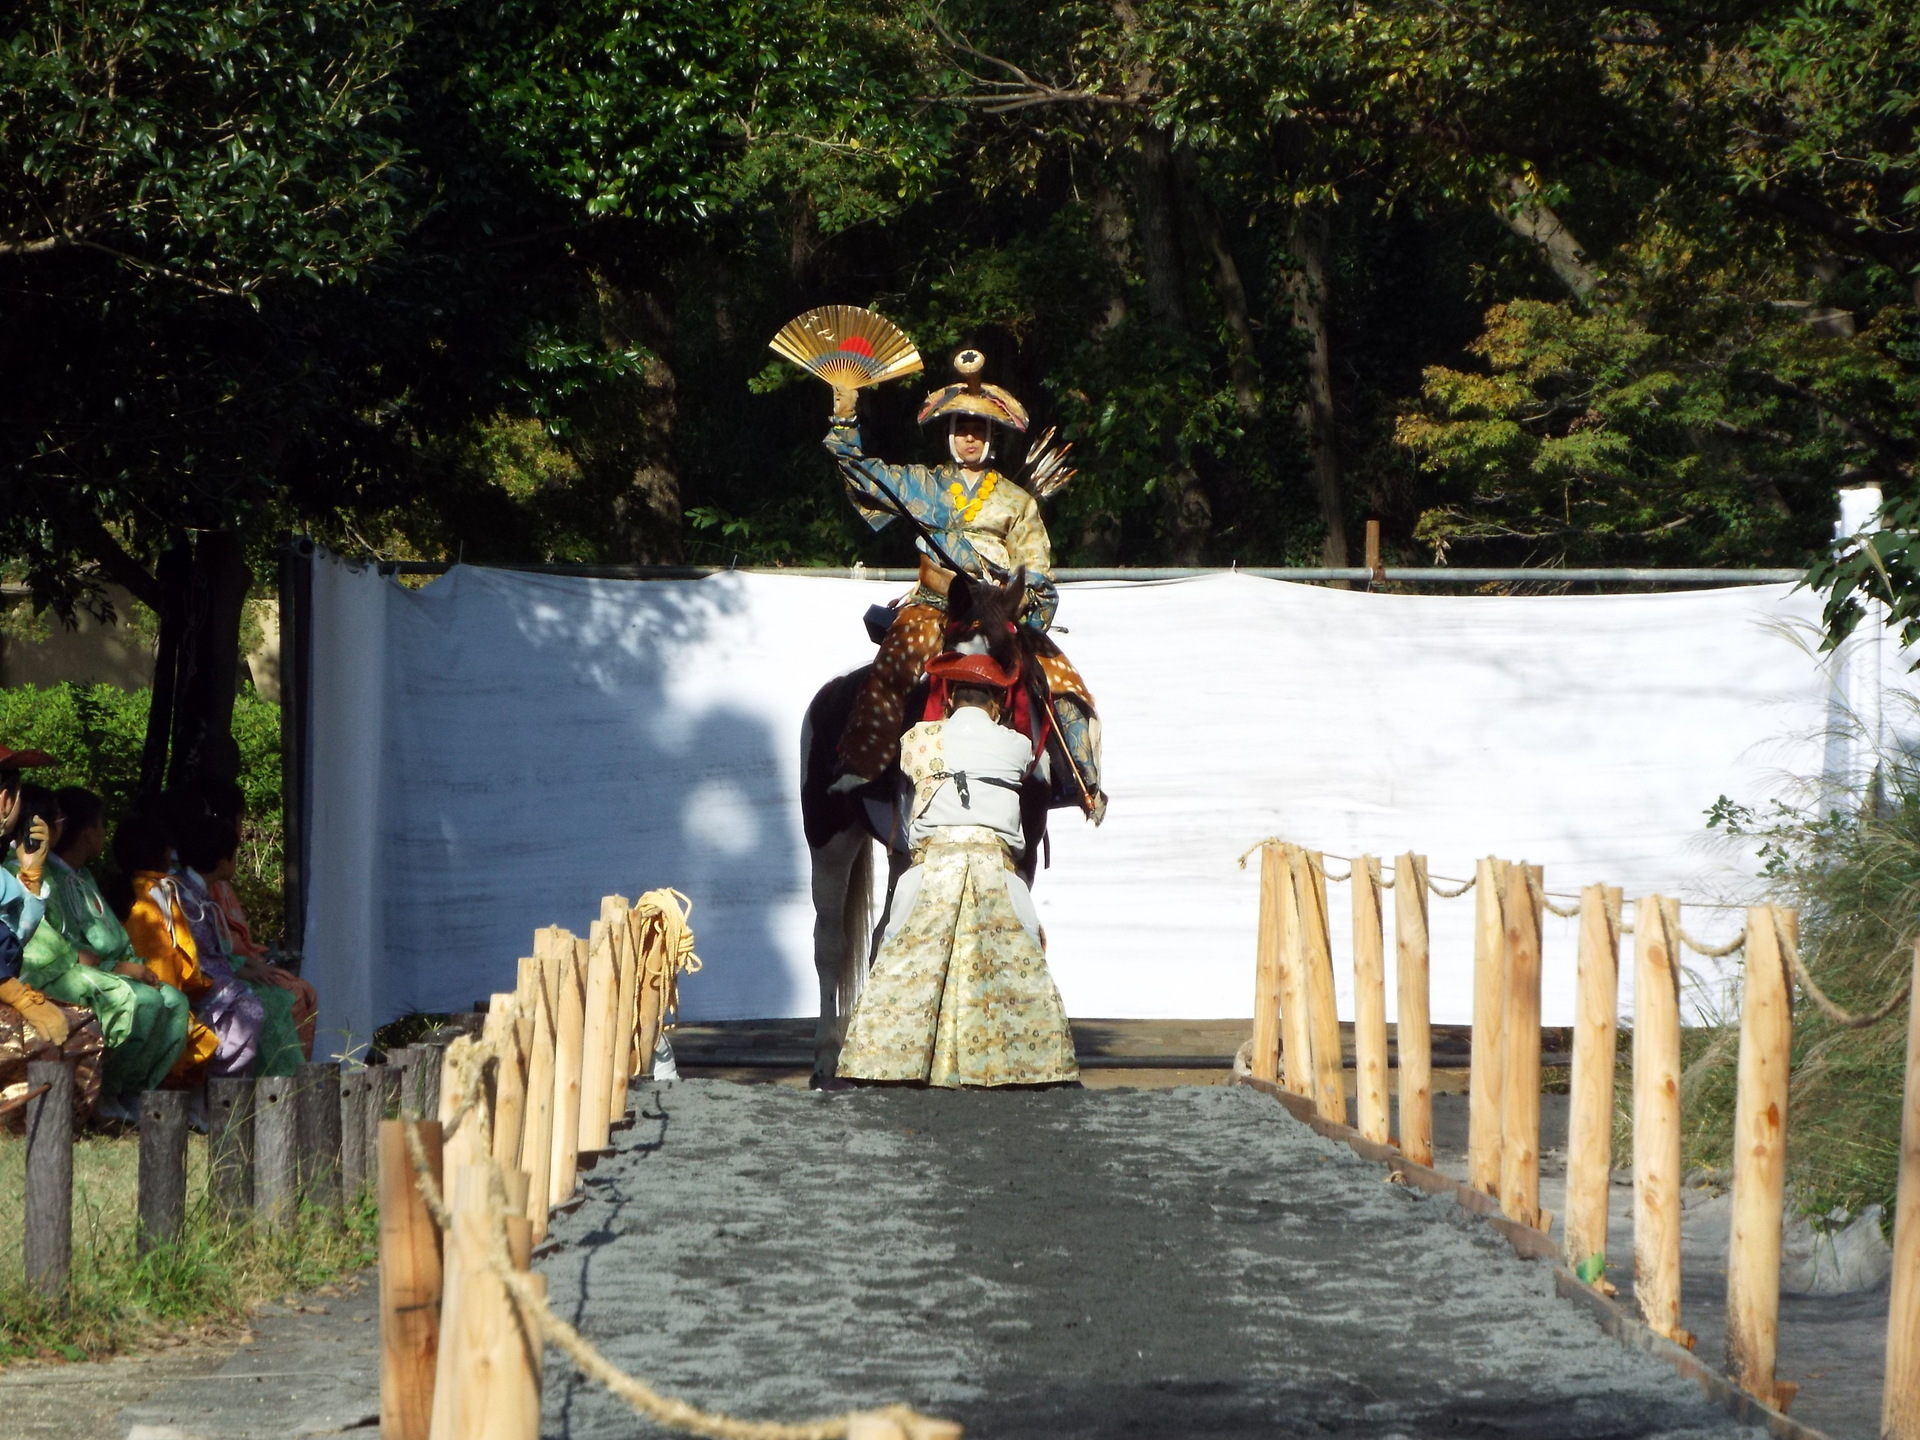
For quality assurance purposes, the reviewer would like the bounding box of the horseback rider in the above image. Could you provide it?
[824,349,1106,823]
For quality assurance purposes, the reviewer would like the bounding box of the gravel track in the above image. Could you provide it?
[540,1081,1765,1440]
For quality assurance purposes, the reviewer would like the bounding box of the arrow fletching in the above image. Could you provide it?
[1023,426,1077,499]
[768,305,923,390]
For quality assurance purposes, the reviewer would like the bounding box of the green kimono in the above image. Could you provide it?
[23,858,191,1095]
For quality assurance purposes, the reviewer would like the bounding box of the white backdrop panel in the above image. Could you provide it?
[302,555,1891,1059]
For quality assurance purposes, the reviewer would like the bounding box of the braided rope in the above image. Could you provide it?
[1426,873,1476,899]
[1771,909,1913,1030]
[1676,925,1747,959]
[630,888,702,1030]
[1524,871,1581,919]
[407,1035,957,1440]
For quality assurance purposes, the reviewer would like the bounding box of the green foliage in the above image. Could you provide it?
[0,684,285,942]
[1396,274,1912,565]
[1689,773,1920,1217]
[0,1130,376,1361]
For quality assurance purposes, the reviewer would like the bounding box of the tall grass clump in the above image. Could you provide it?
[1695,759,1920,1218]
[0,1130,375,1362]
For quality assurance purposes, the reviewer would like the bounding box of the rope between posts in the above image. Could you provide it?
[406,1046,954,1440]
[1772,909,1914,1030]
[1525,871,1581,919]
[1676,925,1746,958]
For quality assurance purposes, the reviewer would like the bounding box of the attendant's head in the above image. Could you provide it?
[113,813,175,877]
[175,815,241,884]
[0,746,56,841]
[946,683,1003,722]
[53,789,108,868]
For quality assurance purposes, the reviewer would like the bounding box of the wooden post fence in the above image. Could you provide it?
[547,930,587,1208]
[208,1075,255,1219]
[1564,885,1620,1283]
[1727,903,1793,1410]
[1499,863,1544,1230]
[255,1074,299,1232]
[522,958,558,1242]
[137,1089,189,1254]
[1351,856,1390,1146]
[298,1060,343,1217]
[24,1059,73,1298]
[1633,896,1688,1347]
[1251,843,1284,1086]
[609,894,639,1122]
[341,1068,370,1200]
[578,917,619,1155]
[1886,937,1920,1440]
[1468,858,1510,1198]
[1394,853,1433,1167]
[380,1118,444,1440]
[1276,845,1314,1098]
[1291,848,1347,1125]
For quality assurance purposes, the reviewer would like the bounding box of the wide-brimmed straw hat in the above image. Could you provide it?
[926,650,1020,690]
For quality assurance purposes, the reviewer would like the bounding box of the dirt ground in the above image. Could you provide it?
[539,1080,1774,1440]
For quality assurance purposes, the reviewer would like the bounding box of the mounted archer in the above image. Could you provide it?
[768,305,1106,823]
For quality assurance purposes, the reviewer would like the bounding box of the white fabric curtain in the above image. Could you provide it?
[301,552,1910,1058]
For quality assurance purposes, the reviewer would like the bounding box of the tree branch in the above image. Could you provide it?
[1494,173,1600,297]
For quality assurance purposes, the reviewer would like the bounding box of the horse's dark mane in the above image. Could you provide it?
[948,567,1026,675]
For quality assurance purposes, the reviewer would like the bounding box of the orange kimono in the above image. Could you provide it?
[124,871,224,1082]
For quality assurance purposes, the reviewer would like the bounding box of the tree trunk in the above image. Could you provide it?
[1495,173,1599,298]
[1286,207,1347,569]
[138,542,190,803]
[590,273,682,564]
[1133,128,1189,331]
[167,530,249,789]
[1175,150,1260,415]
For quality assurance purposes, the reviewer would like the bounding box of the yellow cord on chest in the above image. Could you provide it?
[946,471,998,525]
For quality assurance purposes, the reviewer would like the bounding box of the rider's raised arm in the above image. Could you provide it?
[1004,487,1059,630]
[823,419,941,533]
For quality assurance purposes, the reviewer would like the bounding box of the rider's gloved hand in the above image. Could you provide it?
[831,383,859,421]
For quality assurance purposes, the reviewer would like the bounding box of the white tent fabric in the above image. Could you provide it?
[301,552,1909,1060]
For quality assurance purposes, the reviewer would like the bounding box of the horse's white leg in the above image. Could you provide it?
[810,826,871,1082]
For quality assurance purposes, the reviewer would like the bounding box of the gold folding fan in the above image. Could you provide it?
[768,305,923,390]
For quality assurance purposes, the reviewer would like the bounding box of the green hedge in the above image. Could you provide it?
[0,684,285,944]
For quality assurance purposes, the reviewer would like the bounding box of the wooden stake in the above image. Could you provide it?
[577,917,618,1154]
[23,1060,73,1298]
[297,1060,343,1216]
[521,969,557,1242]
[367,1064,399,1191]
[1251,842,1285,1084]
[1499,863,1544,1228]
[1468,858,1510,1197]
[438,1164,544,1440]
[340,1068,370,1200]
[1886,936,1920,1440]
[1394,853,1433,1166]
[207,1076,255,1219]
[1727,904,1792,1407]
[137,1089,189,1254]
[1352,856,1390,1145]
[1565,885,1620,1278]
[549,934,588,1206]
[380,1119,443,1440]
[1291,848,1347,1125]
[1275,844,1313,1098]
[485,998,526,1174]
[1633,896,1688,1345]
[439,1037,493,1179]
[604,895,637,1125]
[254,1074,299,1232]
[631,907,667,1083]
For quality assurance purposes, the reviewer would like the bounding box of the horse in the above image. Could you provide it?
[798,569,1054,1085]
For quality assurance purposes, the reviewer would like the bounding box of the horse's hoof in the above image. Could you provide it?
[811,1073,859,1093]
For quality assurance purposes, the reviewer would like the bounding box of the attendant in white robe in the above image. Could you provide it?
[837,652,1078,1088]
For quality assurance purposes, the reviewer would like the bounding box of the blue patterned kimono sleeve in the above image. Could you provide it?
[823,423,985,574]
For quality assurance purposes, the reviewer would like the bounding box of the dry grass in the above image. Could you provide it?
[0,1129,375,1364]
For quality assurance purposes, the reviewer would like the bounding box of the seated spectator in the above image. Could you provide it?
[0,750,104,1127]
[19,786,194,1124]
[117,813,262,1099]
[173,815,301,1078]
[177,777,316,1059]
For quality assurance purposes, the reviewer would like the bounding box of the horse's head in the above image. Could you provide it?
[945,567,1026,679]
